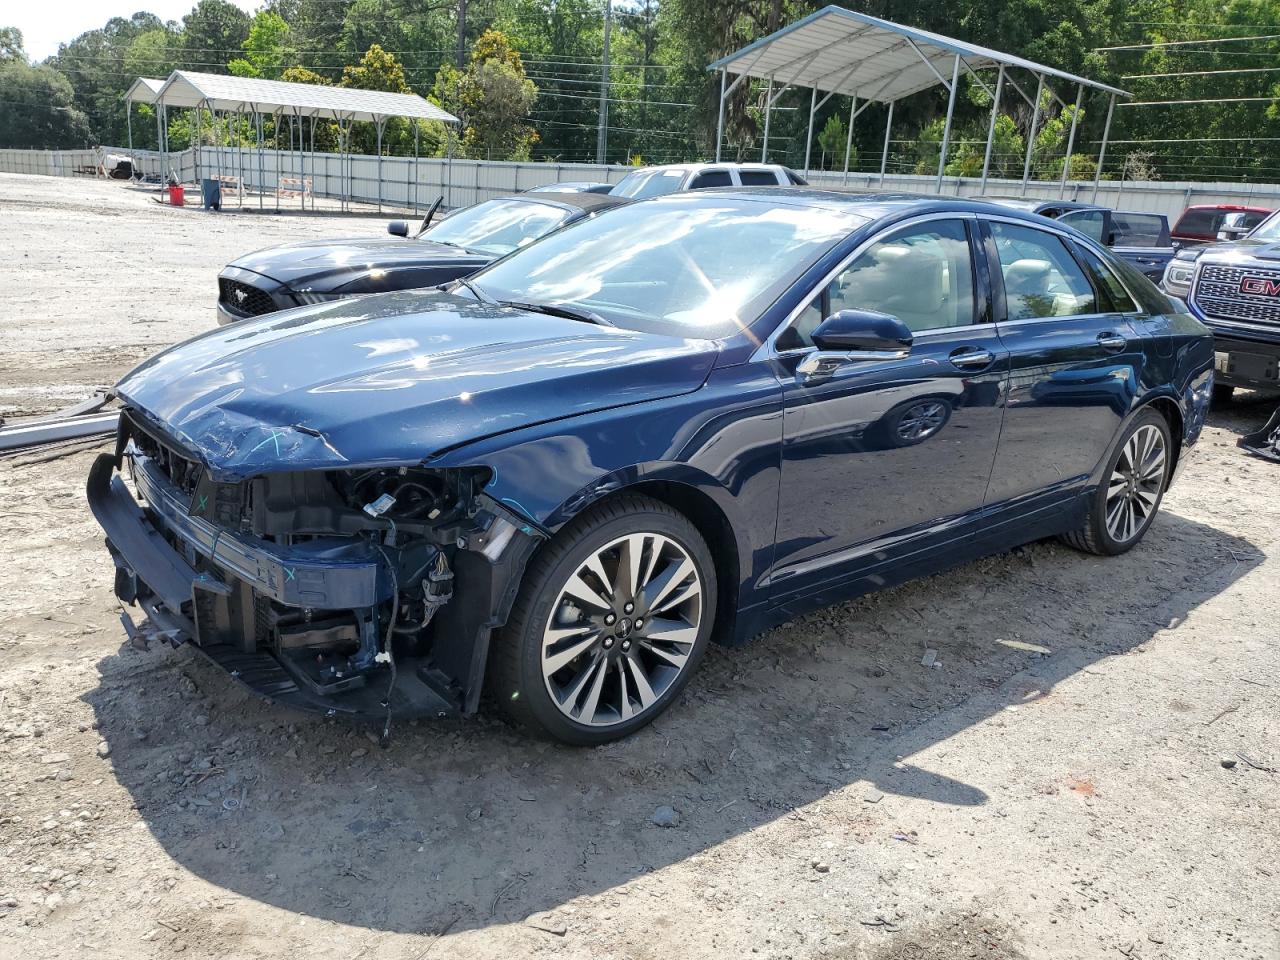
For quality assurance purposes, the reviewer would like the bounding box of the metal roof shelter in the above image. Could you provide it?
[124,70,458,212]
[708,6,1131,200]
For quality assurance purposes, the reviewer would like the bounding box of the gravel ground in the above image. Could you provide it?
[1,173,1278,960]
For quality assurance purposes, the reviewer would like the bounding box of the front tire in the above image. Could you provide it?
[490,494,716,744]
[1061,408,1172,556]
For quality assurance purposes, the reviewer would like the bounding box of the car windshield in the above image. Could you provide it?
[421,198,573,256]
[611,169,687,199]
[1247,211,1280,240]
[467,196,867,338]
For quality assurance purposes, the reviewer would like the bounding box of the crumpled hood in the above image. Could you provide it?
[115,290,718,480]
[228,236,488,290]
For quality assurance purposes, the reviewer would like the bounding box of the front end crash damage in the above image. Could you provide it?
[87,409,544,724]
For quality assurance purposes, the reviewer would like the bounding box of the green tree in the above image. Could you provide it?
[0,60,91,147]
[180,0,251,71]
[0,26,24,63]
[124,28,179,80]
[229,11,294,79]
[433,29,538,160]
[341,42,412,92]
[816,113,848,170]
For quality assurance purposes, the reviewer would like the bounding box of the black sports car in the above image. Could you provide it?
[215,191,629,325]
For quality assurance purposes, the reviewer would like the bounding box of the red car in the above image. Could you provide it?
[1171,204,1272,246]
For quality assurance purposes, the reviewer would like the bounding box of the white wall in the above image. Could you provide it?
[4,144,1280,223]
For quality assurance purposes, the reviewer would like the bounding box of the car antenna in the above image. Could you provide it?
[415,196,444,238]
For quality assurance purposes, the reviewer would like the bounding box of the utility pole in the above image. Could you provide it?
[456,0,467,68]
[596,0,612,164]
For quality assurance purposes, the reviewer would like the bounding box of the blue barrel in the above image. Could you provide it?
[200,178,222,211]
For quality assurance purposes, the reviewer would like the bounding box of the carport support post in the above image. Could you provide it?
[1092,93,1116,204]
[1020,74,1045,197]
[979,65,1006,193]
[842,92,856,185]
[935,54,962,195]
[714,69,727,162]
[1058,83,1084,199]
[879,100,894,187]
[376,119,386,213]
[803,86,817,175]
[761,75,773,162]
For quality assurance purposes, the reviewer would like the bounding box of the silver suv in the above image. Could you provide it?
[611,163,806,200]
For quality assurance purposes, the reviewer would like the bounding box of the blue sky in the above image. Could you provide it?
[13,1,259,61]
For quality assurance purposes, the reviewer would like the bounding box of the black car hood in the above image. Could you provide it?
[115,290,718,481]
[1190,237,1280,261]
[227,236,490,292]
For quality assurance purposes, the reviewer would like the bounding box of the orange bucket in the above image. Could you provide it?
[168,184,185,206]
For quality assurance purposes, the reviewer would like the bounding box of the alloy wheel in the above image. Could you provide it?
[897,400,949,442]
[541,532,703,728]
[1105,424,1166,544]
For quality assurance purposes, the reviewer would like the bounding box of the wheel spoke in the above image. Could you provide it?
[624,654,658,710]
[617,660,633,721]
[642,557,696,613]
[543,627,600,675]
[561,569,612,611]
[616,534,655,600]
[575,654,609,723]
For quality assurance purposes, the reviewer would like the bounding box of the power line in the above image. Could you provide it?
[1097,33,1280,51]
[1121,66,1280,79]
[1120,97,1280,106]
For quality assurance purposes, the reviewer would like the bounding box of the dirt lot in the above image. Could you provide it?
[1,173,1278,960]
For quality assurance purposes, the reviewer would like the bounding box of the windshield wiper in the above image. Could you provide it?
[500,299,614,327]
[452,276,496,304]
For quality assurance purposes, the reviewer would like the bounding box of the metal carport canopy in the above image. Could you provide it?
[124,77,166,105]
[152,70,459,124]
[707,5,1129,199]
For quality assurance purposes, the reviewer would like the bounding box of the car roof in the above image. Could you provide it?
[980,196,1102,214]
[639,186,1082,226]
[493,191,631,214]
[624,162,788,173]
[1182,203,1272,213]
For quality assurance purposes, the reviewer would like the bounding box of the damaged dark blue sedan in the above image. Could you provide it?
[89,189,1214,744]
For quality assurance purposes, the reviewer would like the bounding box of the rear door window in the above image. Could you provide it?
[738,170,780,186]
[1111,213,1165,246]
[989,221,1098,320]
[1058,209,1107,243]
[689,170,733,189]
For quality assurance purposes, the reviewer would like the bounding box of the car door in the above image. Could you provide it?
[980,217,1145,514]
[1057,208,1108,246]
[768,216,1009,602]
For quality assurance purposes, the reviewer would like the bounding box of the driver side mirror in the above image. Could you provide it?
[799,310,912,382]
[387,220,409,237]
[1218,225,1249,240]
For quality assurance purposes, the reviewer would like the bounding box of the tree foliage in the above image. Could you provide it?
[434,29,539,160]
[0,60,91,147]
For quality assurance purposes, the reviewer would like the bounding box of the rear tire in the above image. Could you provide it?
[1061,408,1171,556]
[490,494,716,745]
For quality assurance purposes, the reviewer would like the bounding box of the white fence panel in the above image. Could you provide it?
[6,145,1280,223]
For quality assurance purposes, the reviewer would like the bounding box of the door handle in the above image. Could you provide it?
[949,347,994,368]
[1097,332,1128,351]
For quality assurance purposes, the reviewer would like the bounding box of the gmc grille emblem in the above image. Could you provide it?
[1239,276,1280,297]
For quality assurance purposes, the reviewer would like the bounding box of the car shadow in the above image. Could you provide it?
[81,509,1261,936]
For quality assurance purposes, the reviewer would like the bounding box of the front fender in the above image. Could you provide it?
[427,361,786,613]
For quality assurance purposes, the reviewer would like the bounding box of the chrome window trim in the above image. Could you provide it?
[754,211,980,362]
